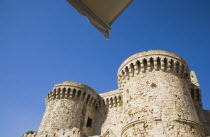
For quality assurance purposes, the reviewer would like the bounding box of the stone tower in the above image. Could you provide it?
[24,50,210,137]
[37,81,99,137]
[117,50,204,136]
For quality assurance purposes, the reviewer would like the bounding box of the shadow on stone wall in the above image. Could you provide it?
[93,97,109,135]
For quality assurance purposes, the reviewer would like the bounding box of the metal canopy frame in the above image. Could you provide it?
[67,0,133,39]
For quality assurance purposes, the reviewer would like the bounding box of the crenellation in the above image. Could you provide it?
[45,86,98,108]
[29,50,209,137]
[99,90,122,108]
[118,54,190,85]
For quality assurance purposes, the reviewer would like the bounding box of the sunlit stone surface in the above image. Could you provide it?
[24,50,210,137]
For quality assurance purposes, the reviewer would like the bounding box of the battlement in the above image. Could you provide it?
[117,50,190,87]
[46,81,99,107]
[190,87,202,105]
[98,90,122,108]
[190,71,202,107]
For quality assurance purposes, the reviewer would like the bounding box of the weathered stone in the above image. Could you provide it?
[25,50,210,137]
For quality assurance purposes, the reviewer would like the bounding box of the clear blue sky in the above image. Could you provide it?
[0,0,210,136]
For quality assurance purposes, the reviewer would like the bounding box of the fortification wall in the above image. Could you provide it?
[38,99,84,135]
[196,108,210,136]
[190,71,202,108]
[118,50,204,137]
[94,90,123,137]
[121,120,203,137]
[32,50,210,137]
[189,71,210,136]
[204,110,210,136]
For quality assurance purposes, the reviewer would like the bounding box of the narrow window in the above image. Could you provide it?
[150,58,154,71]
[196,89,200,101]
[136,60,140,73]
[86,117,93,128]
[77,90,81,98]
[143,59,147,71]
[157,57,161,71]
[171,59,174,72]
[191,89,194,99]
[125,67,129,77]
[164,58,167,71]
[130,63,134,76]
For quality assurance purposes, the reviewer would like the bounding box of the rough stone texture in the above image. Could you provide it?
[37,81,98,137]
[24,128,84,137]
[95,90,123,137]
[28,50,209,137]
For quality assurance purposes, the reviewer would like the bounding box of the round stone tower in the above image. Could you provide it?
[118,50,205,137]
[37,81,98,137]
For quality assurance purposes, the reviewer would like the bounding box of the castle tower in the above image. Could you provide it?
[117,50,205,137]
[37,81,99,137]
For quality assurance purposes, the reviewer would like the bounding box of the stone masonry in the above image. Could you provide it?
[24,50,210,137]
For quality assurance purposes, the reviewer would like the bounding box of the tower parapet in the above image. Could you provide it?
[118,50,190,88]
[98,90,122,108]
[38,81,99,137]
[46,81,98,107]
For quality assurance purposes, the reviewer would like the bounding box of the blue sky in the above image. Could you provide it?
[0,0,210,136]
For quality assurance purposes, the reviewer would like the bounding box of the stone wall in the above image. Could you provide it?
[24,128,84,137]
[203,110,210,136]
[196,109,210,136]
[38,99,85,136]
[118,50,204,137]
[94,90,123,136]
[32,50,209,137]
[37,81,98,137]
